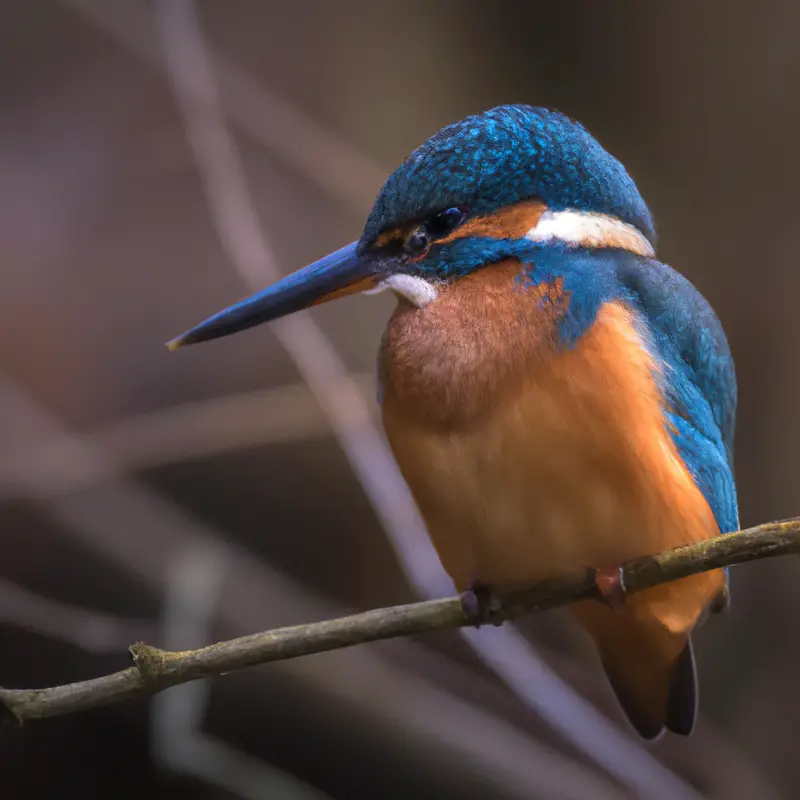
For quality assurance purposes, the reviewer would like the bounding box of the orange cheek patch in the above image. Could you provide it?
[438,200,547,244]
[374,226,411,248]
[373,200,548,251]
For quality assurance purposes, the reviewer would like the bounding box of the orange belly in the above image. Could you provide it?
[381,293,724,638]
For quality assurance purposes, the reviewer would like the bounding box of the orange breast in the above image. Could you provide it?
[380,260,724,638]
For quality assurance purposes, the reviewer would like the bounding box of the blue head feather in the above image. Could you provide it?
[360,105,655,248]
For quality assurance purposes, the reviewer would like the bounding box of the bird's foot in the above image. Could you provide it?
[460,583,504,628]
[594,564,627,612]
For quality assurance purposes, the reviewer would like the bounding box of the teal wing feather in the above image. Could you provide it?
[619,258,739,537]
[511,243,738,539]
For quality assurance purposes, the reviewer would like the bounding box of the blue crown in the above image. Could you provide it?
[361,104,655,246]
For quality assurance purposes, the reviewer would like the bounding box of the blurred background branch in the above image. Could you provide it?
[0,579,154,654]
[0,378,376,501]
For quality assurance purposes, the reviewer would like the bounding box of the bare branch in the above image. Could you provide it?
[2,519,797,725]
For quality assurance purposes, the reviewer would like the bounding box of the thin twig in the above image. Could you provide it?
[2,519,798,725]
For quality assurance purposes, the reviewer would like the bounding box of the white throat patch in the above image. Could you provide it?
[364,273,439,308]
[526,209,654,257]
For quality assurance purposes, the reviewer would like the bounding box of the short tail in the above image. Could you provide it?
[572,600,700,739]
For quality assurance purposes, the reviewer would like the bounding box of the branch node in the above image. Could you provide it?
[129,642,169,687]
[0,691,23,729]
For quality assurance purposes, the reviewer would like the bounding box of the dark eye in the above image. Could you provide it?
[406,228,429,255]
[424,207,467,239]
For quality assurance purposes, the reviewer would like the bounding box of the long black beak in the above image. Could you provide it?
[167,242,380,350]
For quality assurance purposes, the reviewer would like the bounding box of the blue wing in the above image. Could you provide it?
[515,243,738,537]
[618,258,739,536]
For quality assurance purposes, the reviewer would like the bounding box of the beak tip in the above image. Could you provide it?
[165,335,185,352]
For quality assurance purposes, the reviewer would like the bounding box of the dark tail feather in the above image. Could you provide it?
[575,601,697,740]
[598,630,698,739]
[601,650,666,740]
[665,638,698,736]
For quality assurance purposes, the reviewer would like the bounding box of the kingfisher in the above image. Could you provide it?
[167,105,737,740]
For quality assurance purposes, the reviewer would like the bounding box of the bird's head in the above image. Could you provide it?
[168,105,655,349]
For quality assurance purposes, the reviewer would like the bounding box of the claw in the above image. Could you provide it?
[460,583,504,628]
[594,564,627,612]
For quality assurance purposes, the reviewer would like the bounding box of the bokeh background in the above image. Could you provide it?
[1,2,798,798]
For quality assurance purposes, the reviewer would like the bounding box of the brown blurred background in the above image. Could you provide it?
[0,1,798,798]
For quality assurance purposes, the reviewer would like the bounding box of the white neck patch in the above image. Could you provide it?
[526,209,654,257]
[364,273,439,308]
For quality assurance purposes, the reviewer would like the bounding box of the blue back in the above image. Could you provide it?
[618,255,739,534]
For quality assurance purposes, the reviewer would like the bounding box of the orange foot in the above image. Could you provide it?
[594,564,627,612]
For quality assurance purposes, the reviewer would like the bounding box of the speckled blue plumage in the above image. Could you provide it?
[361,105,655,249]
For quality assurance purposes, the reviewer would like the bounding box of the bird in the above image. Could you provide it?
[167,104,737,740]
